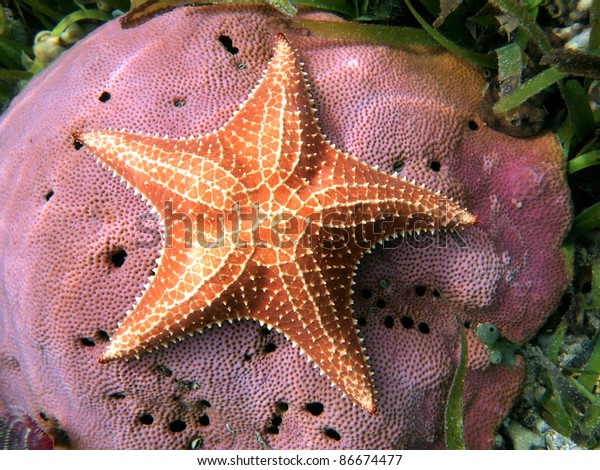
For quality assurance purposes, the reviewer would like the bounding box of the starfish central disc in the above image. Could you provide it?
[77,34,477,414]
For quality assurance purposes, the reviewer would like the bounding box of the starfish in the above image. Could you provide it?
[76,34,477,414]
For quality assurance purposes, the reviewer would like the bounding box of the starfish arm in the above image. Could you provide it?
[101,240,255,361]
[170,35,313,195]
[77,130,251,213]
[254,247,376,413]
[78,130,260,361]
[304,147,477,239]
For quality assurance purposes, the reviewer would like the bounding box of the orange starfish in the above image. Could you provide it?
[77,34,477,414]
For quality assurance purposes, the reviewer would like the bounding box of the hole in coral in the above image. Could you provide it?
[44,190,54,201]
[260,325,271,336]
[271,415,282,426]
[73,139,83,150]
[243,353,252,361]
[264,343,277,353]
[80,337,95,347]
[173,97,186,107]
[392,160,404,173]
[400,316,414,329]
[176,380,199,391]
[384,315,394,328]
[357,316,366,326]
[199,414,210,426]
[109,392,126,399]
[432,289,440,298]
[276,401,289,412]
[376,298,387,309]
[139,413,154,425]
[109,248,127,268]
[418,322,430,334]
[189,437,203,449]
[169,419,186,433]
[415,285,427,296]
[218,35,239,55]
[464,321,472,328]
[157,364,173,377]
[199,399,211,408]
[266,425,279,434]
[39,412,48,421]
[468,120,479,131]
[324,428,341,441]
[305,402,324,416]
[98,91,111,103]
[95,330,110,342]
[430,161,441,172]
[48,427,71,449]
[361,288,372,299]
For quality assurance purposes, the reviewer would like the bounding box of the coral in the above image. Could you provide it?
[0,4,571,449]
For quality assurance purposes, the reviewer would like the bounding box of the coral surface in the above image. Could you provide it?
[0,4,571,449]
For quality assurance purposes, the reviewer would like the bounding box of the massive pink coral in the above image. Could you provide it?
[0,4,571,449]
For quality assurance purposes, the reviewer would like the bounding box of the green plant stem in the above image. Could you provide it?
[560,80,596,141]
[494,67,567,113]
[291,19,438,46]
[569,150,600,174]
[488,0,552,54]
[445,316,467,450]
[590,0,600,51]
[404,0,496,68]
[50,10,114,37]
[573,202,600,235]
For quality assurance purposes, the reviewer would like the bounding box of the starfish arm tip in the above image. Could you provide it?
[98,353,112,364]
[461,212,479,226]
